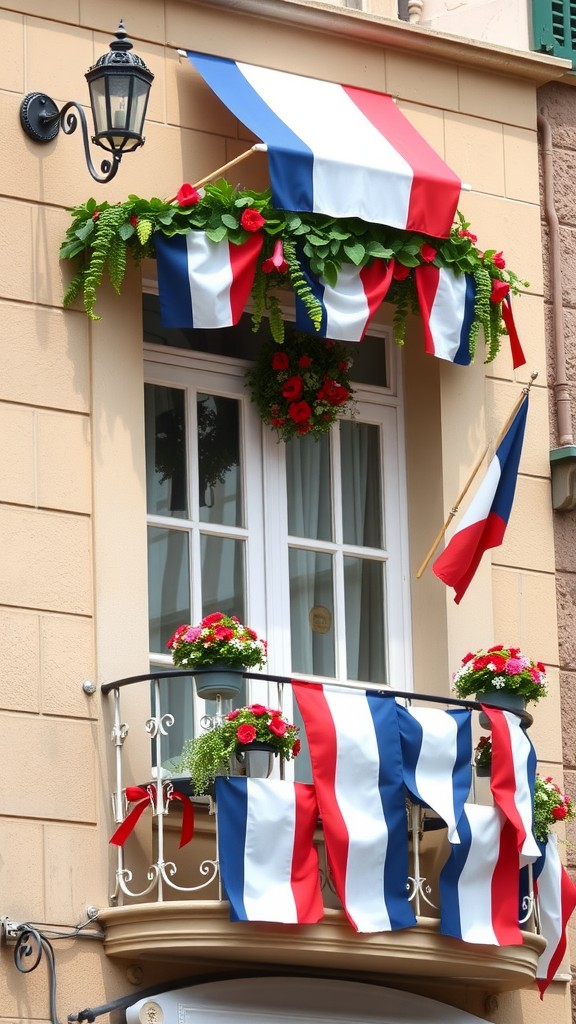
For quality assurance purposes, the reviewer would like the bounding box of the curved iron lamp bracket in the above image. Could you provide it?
[20,92,120,184]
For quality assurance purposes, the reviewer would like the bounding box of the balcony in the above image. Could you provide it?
[97,671,545,992]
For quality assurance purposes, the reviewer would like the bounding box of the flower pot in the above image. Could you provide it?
[235,741,276,779]
[477,689,526,729]
[193,663,245,700]
[474,763,491,778]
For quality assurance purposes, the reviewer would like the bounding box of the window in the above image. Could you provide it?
[144,297,412,761]
[532,0,576,64]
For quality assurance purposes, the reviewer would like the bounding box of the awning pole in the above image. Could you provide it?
[168,143,268,201]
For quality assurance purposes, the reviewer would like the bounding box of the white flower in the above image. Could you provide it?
[491,676,506,689]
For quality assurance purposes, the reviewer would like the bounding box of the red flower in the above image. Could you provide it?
[289,400,312,424]
[271,417,286,427]
[269,716,287,737]
[227,709,240,720]
[298,355,312,368]
[392,262,411,281]
[297,421,312,434]
[462,651,475,664]
[249,704,268,716]
[236,724,257,744]
[293,739,301,756]
[92,210,100,221]
[272,352,289,371]
[491,279,511,303]
[241,208,266,232]
[552,805,568,820]
[537,662,547,674]
[213,625,234,641]
[493,251,506,269]
[458,228,478,244]
[166,624,189,649]
[176,183,201,207]
[488,644,504,652]
[318,379,349,407]
[245,627,258,640]
[201,611,225,627]
[420,243,437,263]
[490,655,507,672]
[282,376,303,401]
[130,215,138,227]
[262,239,288,274]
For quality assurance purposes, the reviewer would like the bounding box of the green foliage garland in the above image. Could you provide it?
[60,183,528,363]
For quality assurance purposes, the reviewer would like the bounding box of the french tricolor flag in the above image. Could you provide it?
[155,229,263,329]
[186,52,461,237]
[439,803,523,946]
[433,394,528,603]
[295,256,395,342]
[215,777,323,924]
[481,706,539,865]
[414,266,474,365]
[533,834,576,996]
[293,683,415,933]
[396,705,472,843]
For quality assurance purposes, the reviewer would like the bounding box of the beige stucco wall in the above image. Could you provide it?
[0,0,568,1020]
[420,0,532,52]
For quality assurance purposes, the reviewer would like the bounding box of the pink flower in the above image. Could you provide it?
[240,208,266,232]
[236,724,257,744]
[262,240,288,274]
[92,210,101,221]
[272,352,289,371]
[493,251,506,269]
[183,626,202,643]
[505,657,524,674]
[176,183,201,207]
[458,228,478,244]
[269,716,287,737]
[166,624,189,648]
[420,243,437,263]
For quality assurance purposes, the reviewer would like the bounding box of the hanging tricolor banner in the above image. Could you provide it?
[533,834,576,996]
[481,706,539,865]
[295,253,396,341]
[185,52,461,237]
[155,229,263,329]
[414,266,475,365]
[292,682,415,934]
[216,777,323,924]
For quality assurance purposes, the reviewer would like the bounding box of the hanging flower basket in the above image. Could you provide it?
[452,644,549,707]
[167,613,267,699]
[534,774,575,842]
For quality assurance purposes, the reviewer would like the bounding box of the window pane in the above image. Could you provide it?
[344,556,386,685]
[341,421,383,548]
[201,535,245,622]
[145,384,188,517]
[289,548,334,677]
[198,394,242,527]
[147,527,190,652]
[286,433,332,541]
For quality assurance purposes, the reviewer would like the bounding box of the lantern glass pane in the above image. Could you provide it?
[128,77,150,135]
[88,77,108,136]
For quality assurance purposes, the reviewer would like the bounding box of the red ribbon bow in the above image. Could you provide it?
[109,784,194,848]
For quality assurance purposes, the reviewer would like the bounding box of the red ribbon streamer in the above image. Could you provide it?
[501,295,526,370]
[109,784,194,848]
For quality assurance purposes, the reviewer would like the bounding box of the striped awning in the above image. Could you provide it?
[186,51,461,239]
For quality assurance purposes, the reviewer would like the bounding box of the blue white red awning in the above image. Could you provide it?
[186,51,461,239]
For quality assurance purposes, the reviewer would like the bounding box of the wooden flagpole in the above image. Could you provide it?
[167,143,268,202]
[416,371,538,580]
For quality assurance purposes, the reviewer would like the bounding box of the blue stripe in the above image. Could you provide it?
[491,396,528,523]
[454,273,475,366]
[187,52,315,213]
[366,693,417,930]
[396,703,425,805]
[439,806,471,939]
[154,232,193,327]
[294,249,327,335]
[450,709,473,830]
[215,777,248,921]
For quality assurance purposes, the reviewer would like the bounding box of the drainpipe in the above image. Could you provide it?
[538,110,576,509]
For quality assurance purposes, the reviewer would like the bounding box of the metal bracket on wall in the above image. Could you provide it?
[550,446,576,510]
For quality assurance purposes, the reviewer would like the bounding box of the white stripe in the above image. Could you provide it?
[455,457,502,534]
[457,805,501,944]
[242,779,298,923]
[428,268,467,361]
[536,834,564,979]
[502,712,540,865]
[186,232,233,328]
[405,707,461,843]
[323,265,368,341]
[237,63,414,226]
[325,690,391,932]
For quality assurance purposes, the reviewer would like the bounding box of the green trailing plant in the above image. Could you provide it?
[533,774,576,842]
[60,183,528,361]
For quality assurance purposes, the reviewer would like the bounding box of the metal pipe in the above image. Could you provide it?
[538,109,574,446]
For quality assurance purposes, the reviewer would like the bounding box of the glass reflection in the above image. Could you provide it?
[344,556,386,684]
[147,527,190,653]
[198,394,242,527]
[200,535,245,623]
[341,421,382,548]
[289,548,334,677]
[145,384,188,517]
[286,433,332,541]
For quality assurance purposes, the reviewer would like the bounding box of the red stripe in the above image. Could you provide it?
[491,818,523,945]
[228,232,264,323]
[414,265,441,356]
[292,681,354,926]
[433,512,507,604]
[342,85,460,238]
[291,783,324,923]
[359,259,395,338]
[501,295,526,370]
[485,708,527,849]
[538,864,576,995]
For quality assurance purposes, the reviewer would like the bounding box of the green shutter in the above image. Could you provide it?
[532,0,576,64]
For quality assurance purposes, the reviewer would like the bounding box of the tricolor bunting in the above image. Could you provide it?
[292,682,415,933]
[295,255,395,342]
[155,229,263,329]
[414,266,474,365]
[215,777,323,924]
[481,706,539,865]
[533,834,576,996]
[396,704,472,843]
[433,394,528,603]
[186,52,461,237]
[439,803,523,946]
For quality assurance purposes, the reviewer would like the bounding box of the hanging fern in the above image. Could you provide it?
[62,268,87,309]
[469,265,493,362]
[283,239,322,331]
[108,235,128,294]
[77,206,128,320]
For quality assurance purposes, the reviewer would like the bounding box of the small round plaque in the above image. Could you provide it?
[309,605,332,634]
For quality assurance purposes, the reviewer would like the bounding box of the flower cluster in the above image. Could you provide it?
[246,331,355,441]
[474,735,492,769]
[534,774,575,842]
[167,613,267,670]
[452,645,548,705]
[179,704,300,794]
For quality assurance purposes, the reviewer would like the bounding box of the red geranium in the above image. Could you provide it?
[282,376,303,401]
[318,379,349,407]
[176,183,201,207]
[241,208,266,232]
[272,352,289,371]
[289,400,312,423]
[269,716,288,737]
[298,355,312,368]
[236,724,257,744]
[491,279,511,303]
[493,251,506,269]
[393,262,411,281]
[420,243,437,263]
